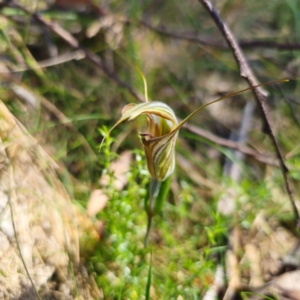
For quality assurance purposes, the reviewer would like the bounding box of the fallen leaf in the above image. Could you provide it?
[87,189,108,217]
[87,151,132,216]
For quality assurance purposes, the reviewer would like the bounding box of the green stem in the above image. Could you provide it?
[145,247,152,300]
[144,180,161,247]
[144,214,152,247]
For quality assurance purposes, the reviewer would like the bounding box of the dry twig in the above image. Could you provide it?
[140,19,300,51]
[198,0,300,226]
[183,121,278,167]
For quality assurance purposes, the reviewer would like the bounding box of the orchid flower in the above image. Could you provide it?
[101,101,179,182]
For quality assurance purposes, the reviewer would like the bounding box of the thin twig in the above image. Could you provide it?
[139,19,223,48]
[140,19,300,51]
[0,1,145,102]
[9,50,85,72]
[240,40,300,51]
[198,0,300,225]
[182,121,278,167]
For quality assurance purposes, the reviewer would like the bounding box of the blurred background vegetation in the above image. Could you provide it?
[1,0,300,299]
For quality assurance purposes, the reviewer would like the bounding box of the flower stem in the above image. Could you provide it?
[144,179,161,247]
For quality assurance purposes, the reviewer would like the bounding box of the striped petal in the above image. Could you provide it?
[100,101,178,181]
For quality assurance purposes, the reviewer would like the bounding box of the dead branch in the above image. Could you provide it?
[198,0,300,225]
[139,19,223,48]
[140,19,300,51]
[182,121,278,167]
